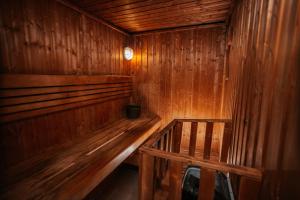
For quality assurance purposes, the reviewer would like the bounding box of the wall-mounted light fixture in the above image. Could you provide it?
[124,47,133,60]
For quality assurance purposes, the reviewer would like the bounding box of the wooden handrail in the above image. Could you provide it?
[140,146,262,180]
[176,118,231,123]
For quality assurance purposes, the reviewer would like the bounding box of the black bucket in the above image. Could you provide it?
[126,105,141,119]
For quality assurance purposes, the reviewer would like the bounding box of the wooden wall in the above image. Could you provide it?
[0,0,130,75]
[226,0,300,198]
[130,25,229,157]
[0,0,131,169]
[131,25,229,125]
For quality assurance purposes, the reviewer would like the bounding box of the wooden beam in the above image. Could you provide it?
[204,122,214,159]
[189,122,198,156]
[168,160,183,200]
[198,168,216,200]
[220,122,232,162]
[172,121,183,153]
[139,153,155,200]
[140,147,262,180]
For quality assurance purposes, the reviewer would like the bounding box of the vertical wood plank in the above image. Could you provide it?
[220,122,232,162]
[238,176,261,200]
[168,129,173,152]
[139,153,155,200]
[189,122,198,156]
[168,160,183,200]
[172,121,183,153]
[204,122,214,159]
[198,168,216,200]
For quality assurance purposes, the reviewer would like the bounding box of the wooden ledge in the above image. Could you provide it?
[1,115,161,200]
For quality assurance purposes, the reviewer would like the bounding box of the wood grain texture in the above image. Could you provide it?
[1,115,161,200]
[226,0,300,198]
[198,168,215,200]
[203,122,214,159]
[67,0,233,32]
[131,25,229,126]
[238,176,261,200]
[220,122,232,162]
[0,0,130,75]
[0,0,133,171]
[0,76,132,171]
[139,153,155,200]
[0,74,132,123]
[168,160,183,200]
[188,122,198,156]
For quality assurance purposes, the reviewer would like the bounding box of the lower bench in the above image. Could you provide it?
[1,114,161,200]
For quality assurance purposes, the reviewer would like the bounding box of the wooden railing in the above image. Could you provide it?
[139,119,263,200]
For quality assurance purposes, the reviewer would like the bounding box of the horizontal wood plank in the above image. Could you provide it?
[1,115,161,200]
[0,74,133,123]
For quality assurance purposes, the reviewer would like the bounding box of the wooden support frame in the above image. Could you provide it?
[139,153,155,200]
[189,122,198,156]
[139,119,263,199]
[204,122,214,159]
[198,168,216,200]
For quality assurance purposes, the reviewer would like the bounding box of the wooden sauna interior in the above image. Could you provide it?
[0,0,299,199]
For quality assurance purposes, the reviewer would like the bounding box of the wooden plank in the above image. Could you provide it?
[172,121,183,153]
[198,168,215,200]
[0,74,132,88]
[238,176,261,200]
[0,94,130,124]
[0,74,133,124]
[140,147,262,180]
[189,122,198,156]
[139,153,155,200]
[2,116,161,200]
[0,86,132,106]
[220,122,232,162]
[204,122,214,159]
[0,90,131,114]
[168,160,183,200]
[0,82,132,98]
[71,0,232,32]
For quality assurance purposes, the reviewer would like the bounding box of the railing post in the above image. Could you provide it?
[204,122,214,159]
[172,121,183,153]
[139,152,155,200]
[220,122,232,162]
[198,168,216,200]
[189,121,198,156]
[169,160,183,200]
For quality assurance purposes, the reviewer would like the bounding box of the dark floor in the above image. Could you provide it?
[85,164,139,200]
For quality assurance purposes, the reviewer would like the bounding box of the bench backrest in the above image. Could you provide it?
[0,74,133,169]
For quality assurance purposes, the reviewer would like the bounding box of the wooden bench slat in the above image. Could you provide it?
[0,93,131,123]
[0,86,132,106]
[0,90,131,114]
[0,74,133,124]
[0,74,132,88]
[0,83,132,98]
[1,115,161,200]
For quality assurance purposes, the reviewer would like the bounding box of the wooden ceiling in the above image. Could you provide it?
[67,0,233,33]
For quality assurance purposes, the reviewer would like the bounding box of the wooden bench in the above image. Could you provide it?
[0,74,161,200]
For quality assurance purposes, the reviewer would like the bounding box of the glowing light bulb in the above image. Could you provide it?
[124,47,133,60]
